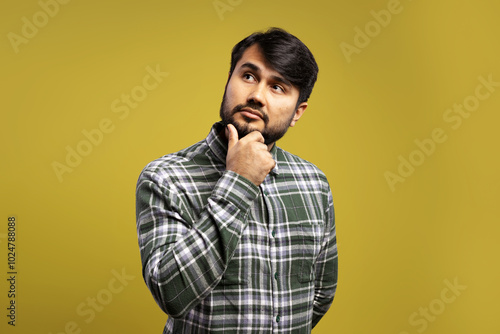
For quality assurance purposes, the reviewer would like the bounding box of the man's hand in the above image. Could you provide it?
[225,124,276,186]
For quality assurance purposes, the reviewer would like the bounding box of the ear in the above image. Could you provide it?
[289,102,308,127]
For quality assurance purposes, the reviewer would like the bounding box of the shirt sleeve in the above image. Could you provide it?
[312,187,338,328]
[136,168,259,318]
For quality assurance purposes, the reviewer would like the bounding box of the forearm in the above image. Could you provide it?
[137,170,259,318]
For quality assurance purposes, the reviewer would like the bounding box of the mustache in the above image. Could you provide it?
[232,103,269,123]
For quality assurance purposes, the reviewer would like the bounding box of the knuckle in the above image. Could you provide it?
[251,131,264,140]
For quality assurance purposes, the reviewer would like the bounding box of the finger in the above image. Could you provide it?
[262,152,275,170]
[265,151,276,166]
[226,124,239,150]
[244,130,265,144]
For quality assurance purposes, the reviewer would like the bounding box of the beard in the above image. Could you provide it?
[219,92,295,146]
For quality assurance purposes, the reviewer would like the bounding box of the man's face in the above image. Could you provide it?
[220,44,308,145]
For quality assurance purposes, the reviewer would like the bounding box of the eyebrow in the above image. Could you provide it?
[240,62,293,89]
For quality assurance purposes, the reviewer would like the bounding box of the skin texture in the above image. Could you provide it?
[221,44,308,186]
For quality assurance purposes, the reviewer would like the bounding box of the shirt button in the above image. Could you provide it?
[272,230,276,237]
[276,315,280,322]
[274,272,278,280]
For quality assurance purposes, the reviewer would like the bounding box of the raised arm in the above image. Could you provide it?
[136,169,258,318]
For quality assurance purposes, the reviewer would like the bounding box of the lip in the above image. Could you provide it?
[239,108,263,120]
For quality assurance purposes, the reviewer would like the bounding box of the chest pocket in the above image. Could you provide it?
[271,191,325,284]
[292,221,324,284]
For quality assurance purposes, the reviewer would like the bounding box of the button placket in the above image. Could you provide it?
[261,182,281,328]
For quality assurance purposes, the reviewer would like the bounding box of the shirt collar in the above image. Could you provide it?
[206,122,279,176]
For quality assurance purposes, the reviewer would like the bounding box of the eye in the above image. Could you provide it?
[242,73,255,82]
[272,84,285,93]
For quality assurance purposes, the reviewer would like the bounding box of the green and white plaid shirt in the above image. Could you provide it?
[136,122,338,333]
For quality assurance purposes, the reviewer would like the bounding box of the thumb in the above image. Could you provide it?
[226,124,239,150]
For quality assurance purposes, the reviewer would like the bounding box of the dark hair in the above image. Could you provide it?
[229,27,319,106]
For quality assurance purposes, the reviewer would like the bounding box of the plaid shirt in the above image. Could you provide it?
[136,122,337,333]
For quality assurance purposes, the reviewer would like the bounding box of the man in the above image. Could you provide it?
[136,27,337,333]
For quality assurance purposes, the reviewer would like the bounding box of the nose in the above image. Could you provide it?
[247,83,265,107]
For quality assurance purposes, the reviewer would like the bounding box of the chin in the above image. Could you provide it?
[233,120,262,138]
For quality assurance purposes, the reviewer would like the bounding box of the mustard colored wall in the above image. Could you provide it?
[2,0,499,333]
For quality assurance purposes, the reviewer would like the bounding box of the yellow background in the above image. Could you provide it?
[2,0,499,333]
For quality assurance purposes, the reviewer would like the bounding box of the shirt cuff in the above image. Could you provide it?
[212,170,260,213]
